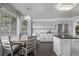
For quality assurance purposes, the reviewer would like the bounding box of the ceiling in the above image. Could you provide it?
[9,3,79,19]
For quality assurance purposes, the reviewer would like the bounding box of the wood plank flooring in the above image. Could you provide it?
[37,42,56,56]
[0,42,56,56]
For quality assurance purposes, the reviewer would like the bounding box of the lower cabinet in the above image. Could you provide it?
[72,39,79,56]
[61,39,71,56]
[53,36,79,56]
[53,36,61,56]
[38,33,52,42]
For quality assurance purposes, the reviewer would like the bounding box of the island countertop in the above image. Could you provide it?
[53,35,79,39]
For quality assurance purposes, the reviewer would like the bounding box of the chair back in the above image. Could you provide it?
[21,34,28,41]
[10,35,19,41]
[27,36,37,52]
[22,36,37,55]
[0,36,13,55]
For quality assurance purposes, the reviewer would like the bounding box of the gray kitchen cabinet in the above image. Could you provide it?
[61,39,71,56]
[53,36,79,56]
[72,39,79,56]
[53,36,71,56]
[53,36,61,56]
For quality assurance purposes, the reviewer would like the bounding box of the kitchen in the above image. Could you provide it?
[0,3,79,56]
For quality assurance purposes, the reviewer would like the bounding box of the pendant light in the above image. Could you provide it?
[24,7,31,20]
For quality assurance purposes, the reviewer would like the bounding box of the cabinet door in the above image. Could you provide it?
[53,36,61,56]
[72,39,79,56]
[61,39,71,56]
[55,38,60,56]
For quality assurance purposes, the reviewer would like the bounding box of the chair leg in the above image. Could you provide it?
[34,50,37,56]
[25,52,27,56]
[11,50,13,56]
[25,50,28,56]
[11,53,13,56]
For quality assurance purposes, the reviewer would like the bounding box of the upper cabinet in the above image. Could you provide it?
[32,21,57,35]
[58,23,68,35]
[56,21,73,36]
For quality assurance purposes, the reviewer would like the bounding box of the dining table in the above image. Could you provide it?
[11,36,37,55]
[11,40,30,55]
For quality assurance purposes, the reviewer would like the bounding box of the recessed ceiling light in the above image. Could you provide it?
[56,3,76,11]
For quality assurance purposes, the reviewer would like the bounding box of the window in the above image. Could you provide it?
[22,20,27,34]
[0,8,17,35]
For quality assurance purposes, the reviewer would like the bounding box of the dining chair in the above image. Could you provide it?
[0,36,13,56]
[0,38,3,56]
[22,36,37,56]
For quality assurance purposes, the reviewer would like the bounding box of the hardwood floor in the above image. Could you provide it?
[0,42,56,56]
[15,42,56,56]
[37,42,56,56]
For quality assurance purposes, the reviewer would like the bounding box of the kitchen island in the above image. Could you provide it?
[53,35,79,56]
